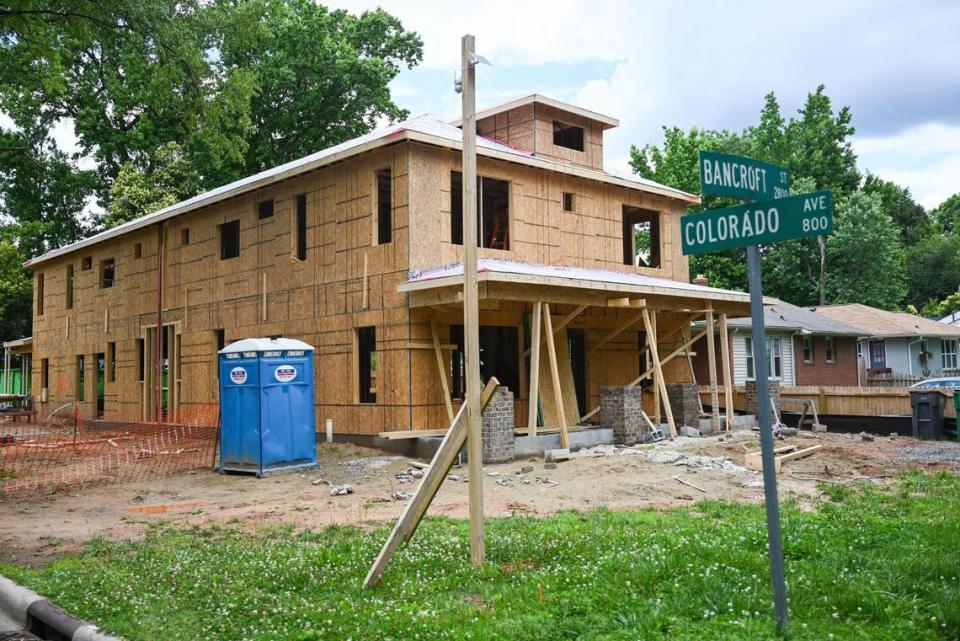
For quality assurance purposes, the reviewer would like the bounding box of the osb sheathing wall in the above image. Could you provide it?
[32,143,416,434]
[33,137,696,435]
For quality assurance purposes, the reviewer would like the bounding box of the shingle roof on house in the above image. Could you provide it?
[723,301,865,336]
[811,303,960,338]
[26,106,696,267]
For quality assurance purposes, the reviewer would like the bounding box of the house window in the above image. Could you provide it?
[745,336,754,379]
[137,338,145,382]
[76,355,85,401]
[134,243,143,259]
[553,120,584,151]
[357,326,377,403]
[41,358,49,389]
[563,192,575,212]
[181,228,190,246]
[825,336,836,363]
[622,205,661,268]
[770,337,782,378]
[36,273,44,315]
[107,342,116,382]
[376,169,392,245]
[81,256,92,270]
[802,336,813,363]
[295,193,307,261]
[219,220,240,260]
[449,324,520,399]
[869,340,886,368]
[450,172,510,250]
[942,339,958,371]
[100,259,115,288]
[258,199,274,220]
[65,265,74,310]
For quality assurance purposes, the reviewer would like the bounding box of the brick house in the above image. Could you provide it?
[694,301,864,387]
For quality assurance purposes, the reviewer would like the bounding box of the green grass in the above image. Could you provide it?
[3,471,960,640]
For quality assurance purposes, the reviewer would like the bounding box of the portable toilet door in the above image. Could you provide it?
[219,347,262,474]
[258,345,316,472]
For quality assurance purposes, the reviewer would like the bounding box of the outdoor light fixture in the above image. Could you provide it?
[454,52,491,93]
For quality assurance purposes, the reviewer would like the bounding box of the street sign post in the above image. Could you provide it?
[699,150,790,200]
[681,190,832,255]
[686,152,833,633]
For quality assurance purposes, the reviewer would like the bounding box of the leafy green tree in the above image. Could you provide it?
[862,174,931,245]
[0,235,32,344]
[104,142,201,228]
[826,191,906,309]
[934,193,960,234]
[905,234,960,310]
[786,85,860,197]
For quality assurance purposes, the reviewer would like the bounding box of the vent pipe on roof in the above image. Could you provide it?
[692,273,709,287]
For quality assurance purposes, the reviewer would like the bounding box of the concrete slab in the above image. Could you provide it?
[514,428,614,457]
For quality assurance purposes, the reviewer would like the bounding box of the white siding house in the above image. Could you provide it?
[731,331,796,386]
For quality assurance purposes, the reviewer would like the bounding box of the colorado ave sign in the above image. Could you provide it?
[699,150,790,200]
[681,189,832,255]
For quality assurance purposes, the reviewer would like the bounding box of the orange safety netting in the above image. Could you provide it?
[0,402,219,499]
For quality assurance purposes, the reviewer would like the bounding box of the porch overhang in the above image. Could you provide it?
[399,259,760,315]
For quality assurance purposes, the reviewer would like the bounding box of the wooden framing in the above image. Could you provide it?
[365,378,499,588]
[542,303,569,448]
[430,318,454,423]
[522,304,586,358]
[643,308,675,437]
[719,313,735,430]
[705,303,721,433]
[527,301,542,435]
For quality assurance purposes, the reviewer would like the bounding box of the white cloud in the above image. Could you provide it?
[855,123,960,209]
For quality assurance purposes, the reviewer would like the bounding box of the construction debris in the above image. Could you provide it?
[745,444,823,474]
[390,490,411,501]
[860,432,875,442]
[673,475,707,493]
[544,448,570,463]
[330,485,353,496]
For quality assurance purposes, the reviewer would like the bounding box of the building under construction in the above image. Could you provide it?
[25,94,750,440]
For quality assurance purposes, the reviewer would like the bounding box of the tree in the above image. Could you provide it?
[905,234,960,310]
[862,174,931,245]
[825,191,906,309]
[104,142,201,228]
[0,235,32,345]
[934,193,960,234]
[786,85,860,198]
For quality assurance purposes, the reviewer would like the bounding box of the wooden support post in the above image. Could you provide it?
[682,325,704,415]
[651,311,661,427]
[644,308,676,437]
[364,379,499,588]
[527,302,542,436]
[430,319,454,423]
[522,304,587,357]
[461,33,484,568]
[719,313,735,430]
[580,326,709,422]
[706,304,721,433]
[261,272,267,322]
[542,303,569,448]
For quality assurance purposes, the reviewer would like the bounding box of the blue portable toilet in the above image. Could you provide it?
[218,337,316,476]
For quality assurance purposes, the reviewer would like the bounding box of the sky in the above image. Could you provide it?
[327,0,960,209]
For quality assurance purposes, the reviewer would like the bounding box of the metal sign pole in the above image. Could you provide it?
[746,242,788,631]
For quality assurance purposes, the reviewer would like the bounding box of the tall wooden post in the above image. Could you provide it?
[719,313,735,430]
[461,33,484,566]
[705,303,721,433]
[527,302,542,436]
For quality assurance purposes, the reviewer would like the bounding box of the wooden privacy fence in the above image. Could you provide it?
[700,385,956,419]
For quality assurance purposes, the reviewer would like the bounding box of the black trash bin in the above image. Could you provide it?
[910,390,947,440]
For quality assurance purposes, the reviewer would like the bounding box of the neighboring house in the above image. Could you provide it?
[939,311,960,327]
[693,301,864,387]
[25,93,752,435]
[812,303,960,382]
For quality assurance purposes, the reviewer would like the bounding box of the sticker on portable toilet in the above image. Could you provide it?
[274,364,297,383]
[230,367,248,384]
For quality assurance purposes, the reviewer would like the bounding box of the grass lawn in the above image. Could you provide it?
[3,471,959,640]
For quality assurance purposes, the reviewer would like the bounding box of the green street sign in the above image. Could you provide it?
[699,150,790,201]
[681,190,832,255]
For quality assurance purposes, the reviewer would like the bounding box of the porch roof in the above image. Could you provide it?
[399,259,759,311]
[2,336,32,353]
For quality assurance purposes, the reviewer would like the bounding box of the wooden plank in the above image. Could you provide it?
[652,311,660,427]
[363,252,369,309]
[542,303,569,448]
[719,313,735,431]
[527,301,542,435]
[379,428,449,440]
[682,325,704,415]
[363,379,499,588]
[705,304,721,433]
[431,318,454,423]
[643,308,675,437]
[522,304,587,357]
[745,444,822,473]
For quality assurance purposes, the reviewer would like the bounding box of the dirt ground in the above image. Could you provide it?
[2,430,959,567]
